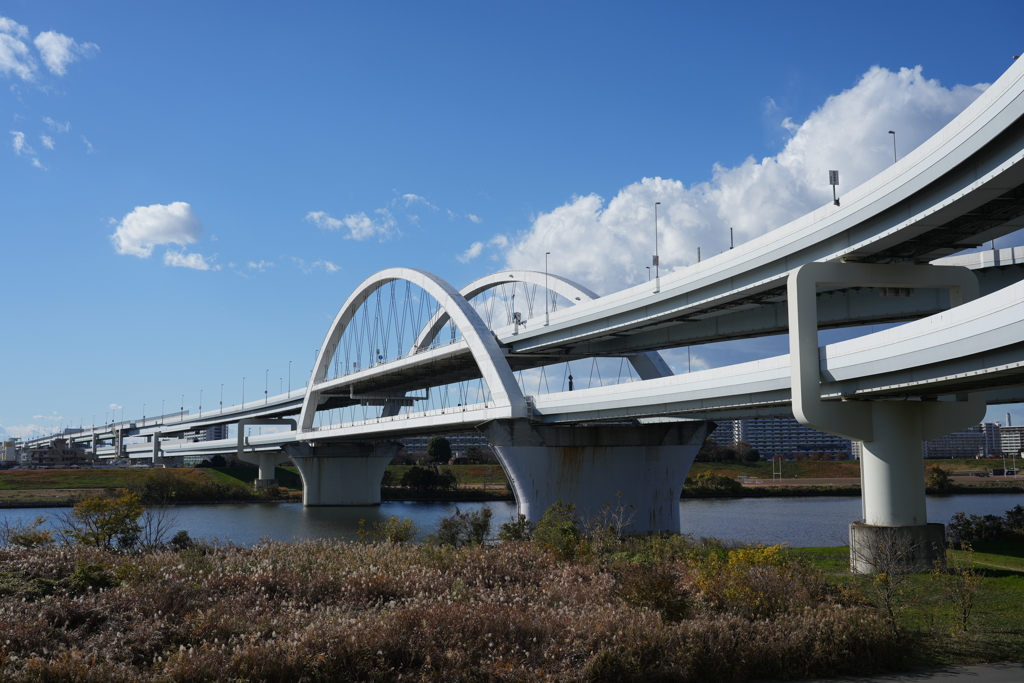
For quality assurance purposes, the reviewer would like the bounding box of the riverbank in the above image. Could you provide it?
[0,529,1020,682]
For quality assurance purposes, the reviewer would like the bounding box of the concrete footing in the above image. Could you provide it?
[849,522,946,574]
[477,419,712,534]
[284,441,401,506]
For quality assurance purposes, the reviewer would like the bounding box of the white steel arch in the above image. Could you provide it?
[299,267,527,432]
[412,269,674,380]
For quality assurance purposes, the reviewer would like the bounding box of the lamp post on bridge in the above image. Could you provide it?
[288,361,292,395]
[199,390,203,418]
[265,369,269,404]
[180,395,184,419]
[889,130,897,163]
[220,384,223,414]
[242,377,245,409]
[544,252,550,326]
[653,201,661,293]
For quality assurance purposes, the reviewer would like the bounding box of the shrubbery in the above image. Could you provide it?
[947,504,1024,543]
[397,465,458,490]
[684,471,744,495]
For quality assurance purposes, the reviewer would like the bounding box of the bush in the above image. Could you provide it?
[498,513,535,542]
[684,471,744,495]
[0,516,55,548]
[358,515,417,544]
[947,505,1024,543]
[926,465,954,491]
[532,500,583,560]
[61,491,144,551]
[431,507,493,548]
[398,465,458,491]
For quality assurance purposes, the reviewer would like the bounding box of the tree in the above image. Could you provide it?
[432,507,493,547]
[926,465,953,491]
[426,436,452,463]
[62,491,144,550]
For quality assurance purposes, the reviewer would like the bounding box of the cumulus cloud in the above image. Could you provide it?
[314,259,339,272]
[40,134,54,149]
[247,260,274,272]
[111,202,203,258]
[467,214,482,224]
[164,250,218,270]
[33,30,99,76]
[109,404,123,411]
[0,16,35,80]
[305,209,396,241]
[457,241,484,263]
[505,66,988,294]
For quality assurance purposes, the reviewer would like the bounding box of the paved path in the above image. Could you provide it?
[778,662,1023,682]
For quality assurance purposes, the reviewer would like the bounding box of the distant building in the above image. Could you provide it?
[923,422,1001,459]
[1,440,19,463]
[24,438,89,468]
[714,417,852,459]
[1000,425,1024,456]
[183,425,230,442]
[400,433,492,455]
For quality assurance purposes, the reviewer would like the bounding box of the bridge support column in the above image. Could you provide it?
[788,262,985,574]
[284,441,401,506]
[477,419,712,534]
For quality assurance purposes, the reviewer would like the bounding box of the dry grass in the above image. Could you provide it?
[0,536,906,682]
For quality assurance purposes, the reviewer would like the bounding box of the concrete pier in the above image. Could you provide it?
[284,441,402,506]
[477,419,712,534]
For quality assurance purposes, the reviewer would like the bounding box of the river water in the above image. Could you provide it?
[3,493,1021,547]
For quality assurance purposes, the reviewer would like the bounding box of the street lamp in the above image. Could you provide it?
[646,266,651,281]
[888,130,897,163]
[220,384,224,414]
[180,395,184,418]
[288,361,292,395]
[265,369,269,404]
[544,252,550,326]
[242,377,245,408]
[199,389,203,418]
[653,202,661,292]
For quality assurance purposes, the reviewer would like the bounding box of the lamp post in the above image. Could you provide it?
[199,389,203,418]
[265,369,269,404]
[888,130,897,163]
[161,400,164,422]
[242,377,245,408]
[646,266,651,281]
[142,404,145,422]
[653,202,661,292]
[544,252,550,326]
[180,395,184,419]
[220,384,223,414]
[288,361,292,395]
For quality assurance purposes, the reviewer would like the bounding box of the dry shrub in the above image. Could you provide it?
[0,537,903,682]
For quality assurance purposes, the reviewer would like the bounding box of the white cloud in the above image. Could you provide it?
[109,403,123,411]
[33,30,98,76]
[81,135,94,153]
[40,134,54,149]
[43,117,70,133]
[0,16,35,80]
[305,209,396,241]
[31,157,46,170]
[10,130,33,155]
[467,213,482,224]
[456,234,509,263]
[401,193,437,209]
[111,202,203,258]
[313,259,339,272]
[164,250,217,270]
[457,241,484,263]
[504,66,988,294]
[247,260,274,272]
[292,257,340,274]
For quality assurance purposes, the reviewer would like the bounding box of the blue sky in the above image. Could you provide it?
[3,1,1023,438]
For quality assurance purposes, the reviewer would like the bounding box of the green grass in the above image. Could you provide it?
[792,541,1024,668]
[0,469,143,490]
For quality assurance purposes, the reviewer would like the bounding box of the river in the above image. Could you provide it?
[3,493,1021,547]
